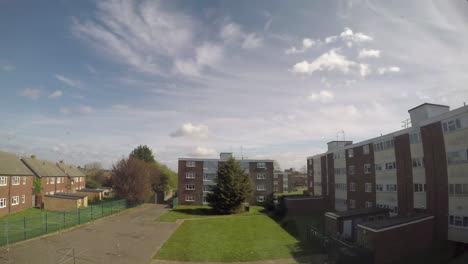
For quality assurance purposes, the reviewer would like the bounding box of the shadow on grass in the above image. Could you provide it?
[171,208,219,216]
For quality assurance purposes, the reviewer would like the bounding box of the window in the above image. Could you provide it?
[257,184,266,191]
[11,196,19,206]
[376,184,384,192]
[447,151,467,164]
[449,184,468,196]
[348,165,355,175]
[334,168,346,175]
[22,176,27,185]
[308,159,312,165]
[0,176,7,186]
[185,184,195,190]
[365,183,373,193]
[365,201,373,208]
[203,185,213,192]
[385,161,397,170]
[443,119,462,133]
[50,177,55,184]
[185,172,195,179]
[22,195,25,203]
[12,176,20,185]
[347,149,354,158]
[364,164,372,174]
[349,199,356,209]
[349,182,356,192]
[186,161,196,167]
[257,196,265,202]
[449,215,468,229]
[374,163,383,172]
[0,198,6,208]
[409,132,421,144]
[257,162,266,169]
[374,139,394,152]
[414,183,425,193]
[363,145,370,155]
[185,195,195,202]
[412,157,424,168]
[386,184,397,192]
[257,173,266,179]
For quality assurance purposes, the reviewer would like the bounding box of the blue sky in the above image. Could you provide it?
[1,0,468,171]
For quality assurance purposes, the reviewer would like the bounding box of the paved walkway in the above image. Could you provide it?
[0,204,178,264]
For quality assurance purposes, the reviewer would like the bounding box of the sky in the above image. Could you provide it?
[1,0,468,171]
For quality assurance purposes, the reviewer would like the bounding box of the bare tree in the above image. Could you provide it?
[111,157,152,203]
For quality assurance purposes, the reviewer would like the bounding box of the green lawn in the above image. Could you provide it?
[0,208,45,221]
[156,215,309,262]
[157,205,264,222]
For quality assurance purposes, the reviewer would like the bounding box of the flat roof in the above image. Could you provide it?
[325,208,389,219]
[46,192,87,200]
[77,188,104,193]
[408,102,449,112]
[358,213,434,231]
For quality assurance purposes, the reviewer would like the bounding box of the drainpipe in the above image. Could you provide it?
[8,176,11,215]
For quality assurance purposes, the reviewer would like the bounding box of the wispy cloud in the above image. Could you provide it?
[55,74,82,88]
[48,90,63,99]
[77,105,94,114]
[285,38,317,54]
[220,22,263,49]
[358,49,381,58]
[308,90,335,103]
[187,147,216,157]
[112,104,129,110]
[377,66,400,75]
[292,49,358,75]
[19,88,41,100]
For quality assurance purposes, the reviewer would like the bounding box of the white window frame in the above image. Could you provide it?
[257,162,266,169]
[349,199,356,209]
[256,173,266,179]
[0,198,6,208]
[443,119,462,133]
[50,177,55,184]
[11,196,19,206]
[347,149,354,158]
[449,215,468,229]
[256,184,266,191]
[12,176,20,185]
[376,184,383,192]
[385,162,397,170]
[257,196,265,202]
[365,201,373,208]
[0,176,7,186]
[186,161,196,167]
[364,164,372,174]
[365,183,372,193]
[348,165,355,175]
[185,184,195,190]
[412,157,424,168]
[349,182,356,192]
[386,184,397,192]
[22,195,25,203]
[185,172,195,179]
[22,176,27,185]
[363,145,370,155]
[185,195,195,202]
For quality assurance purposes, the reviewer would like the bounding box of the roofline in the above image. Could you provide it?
[178,158,274,162]
[21,158,68,178]
[357,215,434,233]
[408,102,449,112]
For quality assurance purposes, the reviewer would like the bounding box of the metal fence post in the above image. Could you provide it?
[91,205,93,220]
[101,203,104,216]
[78,208,81,224]
[24,216,26,240]
[45,212,48,233]
[63,211,66,228]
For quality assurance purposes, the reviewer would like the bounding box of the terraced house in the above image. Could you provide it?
[178,152,274,205]
[56,161,86,192]
[0,151,34,217]
[307,103,468,262]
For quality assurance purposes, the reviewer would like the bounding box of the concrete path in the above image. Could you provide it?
[0,204,178,264]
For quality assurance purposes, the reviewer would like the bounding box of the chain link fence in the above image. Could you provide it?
[0,199,128,247]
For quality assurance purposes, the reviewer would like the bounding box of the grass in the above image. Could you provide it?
[157,205,264,222]
[156,215,309,262]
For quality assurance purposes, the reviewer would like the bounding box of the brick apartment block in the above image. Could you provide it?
[178,152,274,206]
[307,103,468,261]
[0,151,34,217]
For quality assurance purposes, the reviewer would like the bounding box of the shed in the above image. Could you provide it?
[43,193,88,211]
[77,188,104,201]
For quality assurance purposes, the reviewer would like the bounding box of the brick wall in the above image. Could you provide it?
[346,144,376,209]
[395,133,414,216]
[44,196,88,211]
[327,153,335,210]
[284,196,328,216]
[178,160,203,205]
[0,175,34,217]
[307,158,314,194]
[250,161,274,204]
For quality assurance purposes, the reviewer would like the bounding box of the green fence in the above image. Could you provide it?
[0,199,128,247]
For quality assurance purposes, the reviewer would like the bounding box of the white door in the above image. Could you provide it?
[343,219,352,239]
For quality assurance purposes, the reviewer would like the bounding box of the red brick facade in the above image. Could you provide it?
[346,144,375,210]
[0,175,34,217]
[394,133,414,216]
[178,160,203,205]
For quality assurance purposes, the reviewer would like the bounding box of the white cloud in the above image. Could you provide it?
[77,105,94,114]
[308,90,335,103]
[285,38,316,54]
[55,74,82,88]
[59,107,71,115]
[324,27,373,45]
[195,43,223,67]
[170,123,209,138]
[48,90,63,99]
[358,49,381,58]
[242,33,263,49]
[19,88,41,100]
[187,147,216,157]
[112,104,129,110]
[378,66,401,75]
[359,64,371,77]
[292,49,357,75]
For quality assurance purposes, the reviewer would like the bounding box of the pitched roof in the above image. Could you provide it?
[56,162,86,177]
[0,151,34,176]
[22,157,68,178]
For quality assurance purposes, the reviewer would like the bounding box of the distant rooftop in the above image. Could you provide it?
[46,192,87,200]
[22,157,68,178]
[325,208,388,218]
[358,213,434,231]
[0,151,33,176]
